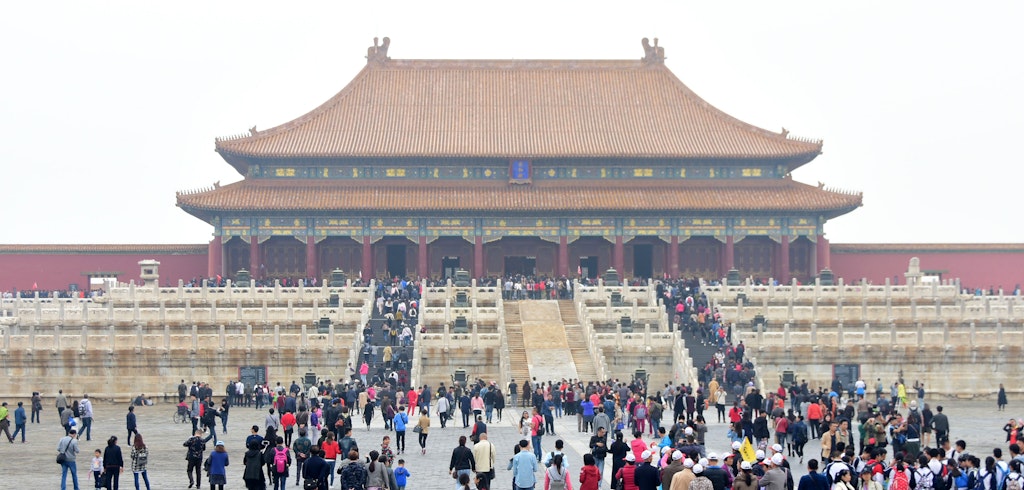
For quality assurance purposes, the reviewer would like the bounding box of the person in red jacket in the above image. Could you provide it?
[579,453,601,490]
[615,452,639,490]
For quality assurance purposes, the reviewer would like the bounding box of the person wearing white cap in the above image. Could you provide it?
[760,453,789,490]
[733,461,758,490]
[662,451,685,490]
[635,450,661,490]
[670,457,696,490]
[616,452,637,490]
[703,452,731,490]
[689,464,714,490]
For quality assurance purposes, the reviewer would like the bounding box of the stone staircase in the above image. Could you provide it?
[557,299,579,325]
[503,302,531,385]
[558,300,600,382]
[564,324,600,381]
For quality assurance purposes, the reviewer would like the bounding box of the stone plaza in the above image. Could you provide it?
[4,398,1017,489]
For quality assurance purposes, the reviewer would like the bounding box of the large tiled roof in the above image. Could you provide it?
[0,244,207,255]
[177,178,861,219]
[214,53,822,167]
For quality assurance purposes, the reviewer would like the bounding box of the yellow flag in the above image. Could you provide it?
[739,438,757,463]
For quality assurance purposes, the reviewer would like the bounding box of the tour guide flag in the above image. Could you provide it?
[739,438,757,463]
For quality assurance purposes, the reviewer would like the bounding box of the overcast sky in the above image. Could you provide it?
[2,1,1021,245]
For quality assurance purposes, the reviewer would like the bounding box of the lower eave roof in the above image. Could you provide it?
[176,178,862,220]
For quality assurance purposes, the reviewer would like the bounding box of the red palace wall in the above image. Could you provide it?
[0,245,208,292]
[829,244,1024,291]
[3,243,1023,293]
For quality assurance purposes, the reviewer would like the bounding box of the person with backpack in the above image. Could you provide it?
[546,453,574,490]
[291,428,312,487]
[543,439,569,471]
[130,434,151,490]
[267,436,291,490]
[532,407,546,462]
[338,450,367,490]
[183,429,206,489]
[392,407,408,455]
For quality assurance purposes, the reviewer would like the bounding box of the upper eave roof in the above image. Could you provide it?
[214,54,822,171]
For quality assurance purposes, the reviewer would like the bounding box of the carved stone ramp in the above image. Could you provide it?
[518,300,578,382]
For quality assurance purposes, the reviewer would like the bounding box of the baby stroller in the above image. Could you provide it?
[173,401,189,423]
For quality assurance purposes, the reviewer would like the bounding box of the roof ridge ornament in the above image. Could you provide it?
[366,37,391,64]
[641,37,665,64]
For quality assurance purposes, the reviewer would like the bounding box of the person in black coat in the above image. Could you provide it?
[102,436,124,489]
[634,451,662,490]
[242,441,268,490]
[302,446,331,490]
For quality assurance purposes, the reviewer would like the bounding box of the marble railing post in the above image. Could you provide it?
[27,325,36,352]
[942,321,950,344]
[810,323,817,345]
[53,324,61,352]
[910,298,917,323]
[632,298,639,320]
[80,325,87,350]
[200,280,207,301]
[300,324,308,351]
[177,280,184,300]
[471,299,478,324]
[58,301,65,324]
[445,299,451,325]
[261,300,268,324]
[328,322,335,352]
[863,323,870,342]
[885,298,892,323]
[889,322,897,346]
[191,324,198,352]
[996,322,1003,345]
[287,300,294,324]
[273,324,281,349]
[916,322,923,345]
[643,322,651,346]
[783,323,791,347]
[163,324,170,351]
[472,322,479,351]
[837,298,844,323]
[109,324,116,353]
[135,323,143,352]
[246,324,253,351]
[185,299,193,323]
[969,322,976,349]
[812,295,818,322]
[837,323,844,349]
[737,298,744,321]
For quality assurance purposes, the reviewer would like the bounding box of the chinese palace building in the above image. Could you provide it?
[175,38,864,283]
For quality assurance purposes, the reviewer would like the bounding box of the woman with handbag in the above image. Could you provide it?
[415,409,430,455]
[102,435,124,490]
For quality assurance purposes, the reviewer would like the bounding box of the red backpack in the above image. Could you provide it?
[892,469,911,490]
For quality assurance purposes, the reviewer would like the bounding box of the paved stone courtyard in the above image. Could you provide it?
[5,398,1017,489]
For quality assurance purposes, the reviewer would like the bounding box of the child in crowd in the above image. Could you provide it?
[393,459,410,490]
[91,449,103,489]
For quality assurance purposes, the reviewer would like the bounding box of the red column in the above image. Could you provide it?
[418,236,428,279]
[249,237,260,280]
[208,236,223,279]
[305,237,317,280]
[361,236,373,281]
[724,235,735,271]
[474,236,484,278]
[779,235,790,284]
[558,236,569,277]
[816,235,830,270]
[669,235,679,278]
[613,236,625,274]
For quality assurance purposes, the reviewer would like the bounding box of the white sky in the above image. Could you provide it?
[2,1,1021,245]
